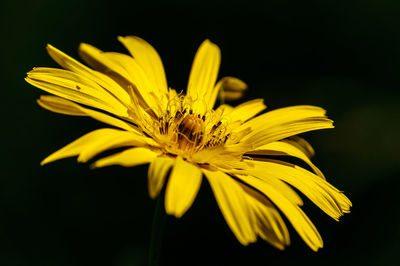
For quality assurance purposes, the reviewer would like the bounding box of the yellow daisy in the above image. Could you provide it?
[26,36,351,251]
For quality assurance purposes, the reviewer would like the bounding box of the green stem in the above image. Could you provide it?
[148,193,166,266]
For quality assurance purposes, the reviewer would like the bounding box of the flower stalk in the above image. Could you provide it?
[149,192,167,266]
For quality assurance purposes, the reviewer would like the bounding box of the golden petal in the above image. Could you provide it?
[187,39,221,114]
[91,147,158,168]
[147,156,174,199]
[165,157,202,218]
[235,174,323,251]
[203,169,257,245]
[42,128,152,165]
[118,36,168,93]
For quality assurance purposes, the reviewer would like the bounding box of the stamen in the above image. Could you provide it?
[177,115,204,151]
[150,95,239,158]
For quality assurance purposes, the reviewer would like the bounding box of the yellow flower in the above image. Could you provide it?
[26,36,351,251]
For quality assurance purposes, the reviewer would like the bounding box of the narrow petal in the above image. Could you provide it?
[78,104,139,132]
[248,141,325,179]
[118,36,168,92]
[239,105,327,130]
[78,43,160,116]
[249,160,352,219]
[38,95,88,116]
[41,128,153,165]
[148,156,174,199]
[243,117,334,148]
[203,169,257,245]
[92,147,158,168]
[46,44,131,106]
[39,95,138,132]
[236,174,323,251]
[215,104,234,114]
[28,67,122,105]
[78,43,131,80]
[237,169,304,206]
[231,106,334,149]
[105,51,165,113]
[165,157,202,218]
[283,136,315,158]
[26,68,128,117]
[223,99,267,123]
[239,183,290,249]
[187,39,221,113]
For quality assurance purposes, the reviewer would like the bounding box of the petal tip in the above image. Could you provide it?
[40,157,51,166]
[46,44,58,55]
[148,190,157,199]
[117,35,126,42]
[76,155,88,163]
[89,163,98,170]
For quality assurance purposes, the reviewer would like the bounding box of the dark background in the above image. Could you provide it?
[1,0,399,265]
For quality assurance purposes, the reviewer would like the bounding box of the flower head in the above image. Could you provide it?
[26,36,351,250]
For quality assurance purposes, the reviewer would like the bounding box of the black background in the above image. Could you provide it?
[1,0,399,265]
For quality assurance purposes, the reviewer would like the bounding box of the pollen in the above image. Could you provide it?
[177,114,204,150]
[149,94,234,158]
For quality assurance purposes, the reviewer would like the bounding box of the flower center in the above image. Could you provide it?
[177,114,204,150]
[141,94,239,159]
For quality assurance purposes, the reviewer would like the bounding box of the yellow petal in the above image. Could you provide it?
[187,39,221,113]
[105,51,165,113]
[242,115,334,148]
[223,99,267,123]
[46,44,131,106]
[237,170,304,207]
[249,160,352,220]
[118,36,168,92]
[236,174,323,251]
[238,105,328,133]
[235,105,334,148]
[81,105,139,132]
[39,95,138,132]
[92,147,157,168]
[41,128,152,165]
[249,141,325,179]
[78,43,160,116]
[283,136,315,158]
[26,68,128,117]
[38,95,87,116]
[165,157,202,218]
[239,183,290,249]
[214,103,234,114]
[148,156,174,199]
[78,43,131,79]
[203,169,257,245]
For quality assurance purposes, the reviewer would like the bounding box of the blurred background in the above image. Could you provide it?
[1,0,399,265]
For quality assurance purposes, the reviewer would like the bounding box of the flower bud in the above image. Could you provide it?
[218,76,248,101]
